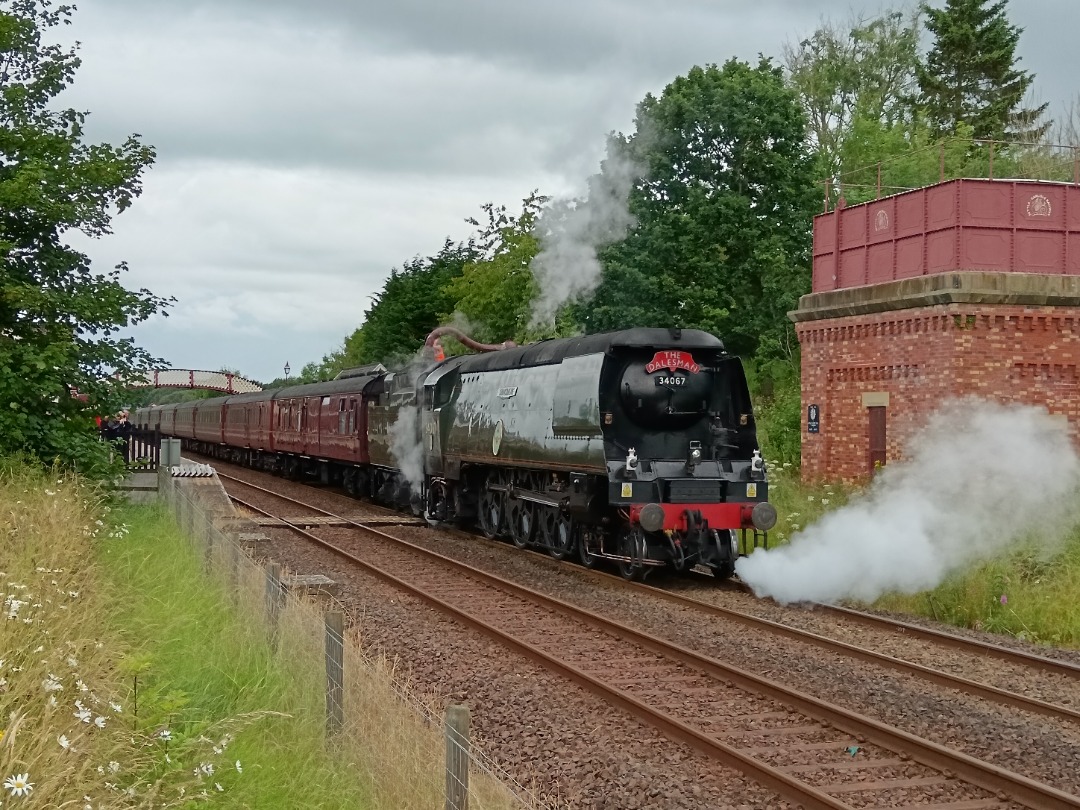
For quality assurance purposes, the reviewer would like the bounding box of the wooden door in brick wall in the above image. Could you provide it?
[868,406,887,474]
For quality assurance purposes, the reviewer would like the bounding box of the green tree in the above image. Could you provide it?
[917,0,1048,141]
[445,194,548,346]
[342,238,477,366]
[576,59,818,362]
[0,1,166,473]
[784,7,922,185]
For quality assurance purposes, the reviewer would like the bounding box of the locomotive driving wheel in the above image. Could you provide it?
[509,499,536,548]
[478,472,506,539]
[540,509,575,560]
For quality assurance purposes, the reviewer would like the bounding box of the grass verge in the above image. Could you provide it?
[873,536,1080,646]
[760,460,1080,648]
[0,461,525,808]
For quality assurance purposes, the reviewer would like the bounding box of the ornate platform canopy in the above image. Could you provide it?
[129,369,263,394]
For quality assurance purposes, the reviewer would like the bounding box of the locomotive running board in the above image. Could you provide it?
[507,487,568,510]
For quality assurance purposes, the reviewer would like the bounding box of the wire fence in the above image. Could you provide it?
[157,458,559,810]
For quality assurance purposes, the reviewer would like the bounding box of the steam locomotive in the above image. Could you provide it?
[136,327,776,580]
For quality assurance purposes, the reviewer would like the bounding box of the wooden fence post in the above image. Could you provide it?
[181,491,189,537]
[264,563,285,651]
[445,703,470,810]
[227,534,239,602]
[202,504,214,575]
[325,611,344,736]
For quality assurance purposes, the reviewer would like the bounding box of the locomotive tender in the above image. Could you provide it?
[137,327,776,580]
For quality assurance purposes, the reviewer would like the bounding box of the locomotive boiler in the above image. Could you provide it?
[137,326,775,581]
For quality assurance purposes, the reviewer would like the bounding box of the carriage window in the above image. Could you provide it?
[338,399,347,434]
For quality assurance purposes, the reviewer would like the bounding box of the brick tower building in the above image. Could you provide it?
[792,178,1080,481]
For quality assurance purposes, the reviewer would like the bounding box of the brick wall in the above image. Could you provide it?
[794,279,1080,482]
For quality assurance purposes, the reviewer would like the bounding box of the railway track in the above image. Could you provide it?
[217,467,1080,726]
[218,471,1080,810]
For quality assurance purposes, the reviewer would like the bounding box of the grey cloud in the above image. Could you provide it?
[67,0,837,179]
[58,0,1080,384]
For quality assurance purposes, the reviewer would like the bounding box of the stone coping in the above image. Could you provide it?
[790,271,1080,322]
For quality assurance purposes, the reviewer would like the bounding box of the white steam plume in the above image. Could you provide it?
[529,151,640,326]
[389,404,424,497]
[736,400,1080,605]
[387,349,434,498]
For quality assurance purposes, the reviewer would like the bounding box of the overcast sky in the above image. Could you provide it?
[62,0,1077,385]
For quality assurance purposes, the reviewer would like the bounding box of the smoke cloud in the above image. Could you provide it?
[736,400,1080,605]
[529,150,640,326]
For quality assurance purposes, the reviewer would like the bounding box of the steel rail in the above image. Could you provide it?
[218,469,1080,723]
[223,482,1080,810]
[564,566,1080,725]
[723,576,1080,680]
[814,603,1080,679]
[226,492,854,810]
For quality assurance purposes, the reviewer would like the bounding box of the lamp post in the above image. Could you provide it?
[284,361,290,382]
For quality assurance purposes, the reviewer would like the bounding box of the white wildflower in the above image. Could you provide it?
[4,772,33,797]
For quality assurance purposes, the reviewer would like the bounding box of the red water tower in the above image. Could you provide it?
[793,178,1080,481]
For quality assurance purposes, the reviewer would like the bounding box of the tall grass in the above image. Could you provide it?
[759,460,852,549]
[0,461,361,806]
[0,461,527,807]
[102,502,376,807]
[874,533,1080,647]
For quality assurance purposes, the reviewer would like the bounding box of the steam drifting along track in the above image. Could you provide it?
[220,471,1080,810]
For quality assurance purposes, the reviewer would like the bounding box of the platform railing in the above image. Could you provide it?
[823,137,1080,212]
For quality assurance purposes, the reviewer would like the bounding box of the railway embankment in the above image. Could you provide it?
[0,462,528,809]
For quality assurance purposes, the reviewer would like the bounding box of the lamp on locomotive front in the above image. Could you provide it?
[750,449,765,481]
[686,440,703,473]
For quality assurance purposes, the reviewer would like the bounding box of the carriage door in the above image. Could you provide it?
[350,398,365,457]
